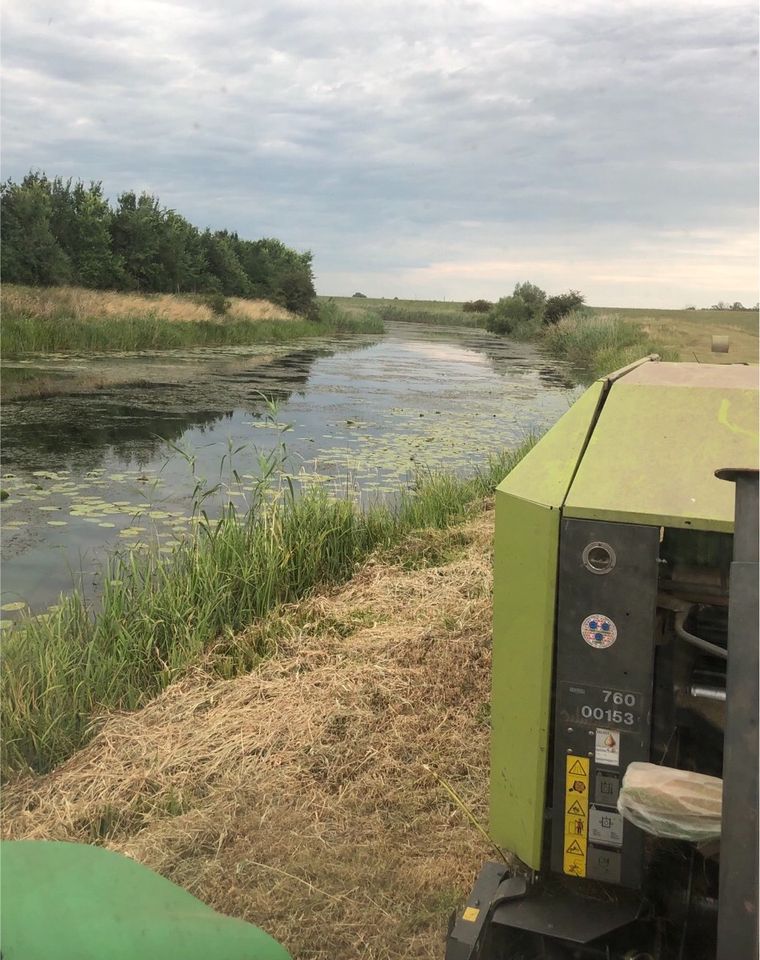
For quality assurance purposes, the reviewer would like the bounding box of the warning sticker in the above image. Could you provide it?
[595,727,620,766]
[564,854,586,877]
[581,614,617,649]
[567,757,589,777]
[462,906,480,923]
[563,755,590,877]
[565,814,587,839]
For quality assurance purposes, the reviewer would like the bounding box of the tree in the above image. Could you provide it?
[543,290,585,325]
[0,174,71,285]
[512,281,546,322]
[110,192,164,290]
[1,169,318,313]
[485,295,531,334]
[201,230,251,297]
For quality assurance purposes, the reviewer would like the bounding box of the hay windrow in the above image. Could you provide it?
[2,508,498,959]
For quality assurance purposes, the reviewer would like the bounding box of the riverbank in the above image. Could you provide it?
[1,286,384,371]
[2,507,497,959]
[1,442,532,777]
[327,296,759,380]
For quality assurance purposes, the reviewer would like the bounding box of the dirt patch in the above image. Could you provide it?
[2,508,499,959]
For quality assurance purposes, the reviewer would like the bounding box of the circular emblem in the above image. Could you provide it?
[581,614,617,649]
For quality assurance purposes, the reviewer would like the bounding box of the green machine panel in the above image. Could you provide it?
[490,382,605,869]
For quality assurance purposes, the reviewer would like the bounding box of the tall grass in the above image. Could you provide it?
[1,440,534,777]
[1,288,383,356]
[377,305,485,328]
[541,312,679,383]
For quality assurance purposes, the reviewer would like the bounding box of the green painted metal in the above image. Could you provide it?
[564,364,759,532]
[490,360,758,871]
[0,840,291,960]
[490,382,605,868]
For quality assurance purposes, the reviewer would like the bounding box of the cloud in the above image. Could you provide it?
[2,0,757,306]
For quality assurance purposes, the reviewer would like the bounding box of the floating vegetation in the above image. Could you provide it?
[0,438,537,776]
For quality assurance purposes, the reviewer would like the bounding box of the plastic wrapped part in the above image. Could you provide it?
[617,762,723,842]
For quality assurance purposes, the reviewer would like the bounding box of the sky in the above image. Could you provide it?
[2,0,758,307]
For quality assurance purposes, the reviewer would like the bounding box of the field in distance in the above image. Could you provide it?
[323,295,759,364]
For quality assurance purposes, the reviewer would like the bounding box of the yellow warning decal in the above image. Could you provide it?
[462,906,480,922]
[563,754,589,877]
[567,757,589,777]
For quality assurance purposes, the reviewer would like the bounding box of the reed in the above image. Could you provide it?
[1,440,534,776]
[1,285,383,356]
[541,311,679,382]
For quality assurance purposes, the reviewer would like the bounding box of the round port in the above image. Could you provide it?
[582,541,616,575]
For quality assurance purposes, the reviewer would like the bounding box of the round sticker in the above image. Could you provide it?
[581,614,617,649]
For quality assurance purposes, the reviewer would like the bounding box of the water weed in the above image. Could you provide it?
[1,440,534,776]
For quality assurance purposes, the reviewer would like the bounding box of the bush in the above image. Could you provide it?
[352,292,368,298]
[463,299,493,313]
[485,295,532,335]
[543,290,585,325]
[203,292,231,316]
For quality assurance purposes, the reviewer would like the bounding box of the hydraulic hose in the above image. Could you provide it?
[674,609,727,661]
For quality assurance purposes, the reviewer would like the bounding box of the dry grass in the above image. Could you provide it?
[2,510,499,959]
[1,285,294,324]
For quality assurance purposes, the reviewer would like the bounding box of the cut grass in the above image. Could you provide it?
[1,509,500,959]
[0,441,534,777]
[1,285,384,356]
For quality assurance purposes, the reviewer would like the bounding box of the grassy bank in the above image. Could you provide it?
[1,441,532,777]
[324,296,485,328]
[1,286,383,356]
[540,312,680,382]
[329,293,758,378]
[2,510,498,958]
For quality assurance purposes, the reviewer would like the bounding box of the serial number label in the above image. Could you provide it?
[559,682,644,734]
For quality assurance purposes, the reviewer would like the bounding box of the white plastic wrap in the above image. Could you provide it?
[617,761,722,842]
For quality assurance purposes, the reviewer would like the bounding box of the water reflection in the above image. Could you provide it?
[1,323,579,613]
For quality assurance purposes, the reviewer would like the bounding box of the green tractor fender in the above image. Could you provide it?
[0,840,291,960]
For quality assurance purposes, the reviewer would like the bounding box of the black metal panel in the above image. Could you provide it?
[716,468,758,960]
[550,518,659,890]
[491,884,641,944]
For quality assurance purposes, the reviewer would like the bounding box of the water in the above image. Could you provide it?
[0,323,579,616]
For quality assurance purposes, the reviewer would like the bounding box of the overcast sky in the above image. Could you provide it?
[2,0,758,306]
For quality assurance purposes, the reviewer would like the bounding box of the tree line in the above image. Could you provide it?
[0,172,316,314]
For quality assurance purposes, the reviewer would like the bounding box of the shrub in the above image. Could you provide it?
[485,295,531,334]
[203,291,231,316]
[543,290,585,325]
[462,299,493,313]
[352,292,368,298]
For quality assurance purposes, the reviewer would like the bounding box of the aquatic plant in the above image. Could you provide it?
[0,438,535,776]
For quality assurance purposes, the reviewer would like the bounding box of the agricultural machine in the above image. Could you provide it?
[447,358,758,959]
